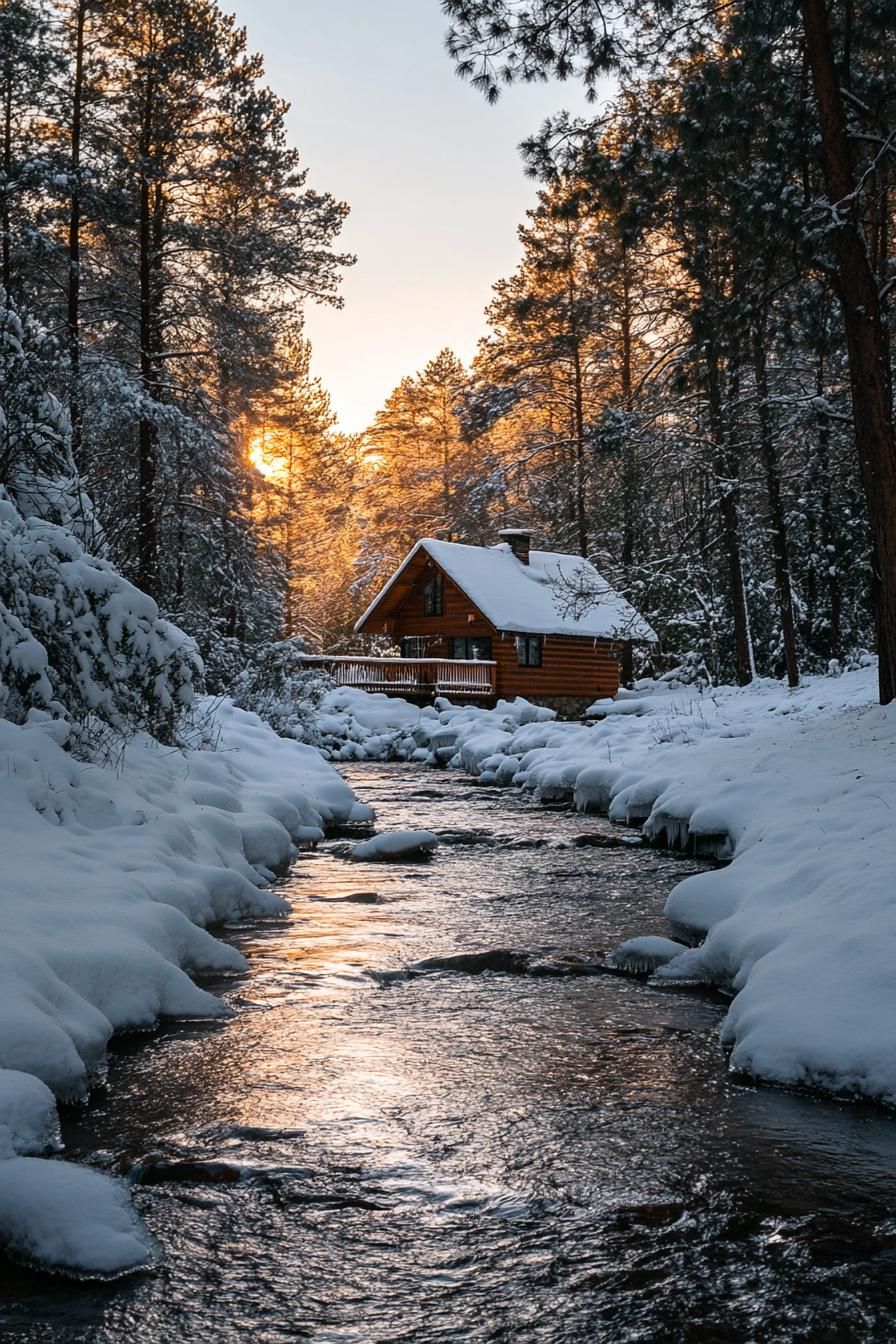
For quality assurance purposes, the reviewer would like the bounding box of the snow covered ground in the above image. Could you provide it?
[0,698,367,1276]
[318,669,896,1106]
[6,664,893,1274]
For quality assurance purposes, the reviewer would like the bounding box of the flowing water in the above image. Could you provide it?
[3,763,896,1343]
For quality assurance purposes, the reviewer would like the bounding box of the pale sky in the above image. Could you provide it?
[231,0,593,432]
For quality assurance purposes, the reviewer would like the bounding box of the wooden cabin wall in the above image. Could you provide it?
[491,633,621,701]
[384,573,492,645]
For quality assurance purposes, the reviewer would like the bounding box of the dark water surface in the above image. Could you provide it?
[3,763,896,1343]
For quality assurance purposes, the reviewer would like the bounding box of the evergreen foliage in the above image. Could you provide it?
[2,0,894,731]
[0,0,350,740]
[434,0,894,692]
[0,0,349,736]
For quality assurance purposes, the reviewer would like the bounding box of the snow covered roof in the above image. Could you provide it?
[356,538,657,642]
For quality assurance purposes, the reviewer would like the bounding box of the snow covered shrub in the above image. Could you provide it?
[225,640,333,744]
[0,291,100,543]
[654,653,715,689]
[201,636,245,697]
[0,492,201,740]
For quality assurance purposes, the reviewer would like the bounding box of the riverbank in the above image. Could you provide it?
[0,698,368,1276]
[11,763,896,1342]
[4,664,892,1279]
[316,666,896,1106]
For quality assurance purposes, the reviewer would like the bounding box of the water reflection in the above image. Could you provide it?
[3,763,896,1342]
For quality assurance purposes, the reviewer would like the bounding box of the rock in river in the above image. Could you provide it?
[350,830,439,863]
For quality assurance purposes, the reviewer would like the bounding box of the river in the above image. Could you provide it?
[2,763,896,1342]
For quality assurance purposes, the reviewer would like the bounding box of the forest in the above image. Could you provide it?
[1,0,895,750]
[4,0,896,1323]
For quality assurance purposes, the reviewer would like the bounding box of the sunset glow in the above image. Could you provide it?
[248,436,287,481]
[231,0,594,432]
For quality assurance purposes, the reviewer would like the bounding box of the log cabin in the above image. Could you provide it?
[350,530,656,717]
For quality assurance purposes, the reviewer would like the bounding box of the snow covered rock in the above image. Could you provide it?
[349,801,376,825]
[351,830,439,862]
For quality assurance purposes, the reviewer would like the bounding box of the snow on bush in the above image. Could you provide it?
[320,670,896,1105]
[0,491,200,741]
[0,1159,154,1277]
[224,640,334,745]
[0,291,81,532]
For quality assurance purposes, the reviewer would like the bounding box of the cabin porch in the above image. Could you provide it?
[298,655,497,700]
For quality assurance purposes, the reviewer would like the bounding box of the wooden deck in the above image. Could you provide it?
[298,655,497,699]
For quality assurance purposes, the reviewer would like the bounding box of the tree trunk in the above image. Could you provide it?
[67,0,86,475]
[800,0,896,703]
[814,353,841,659]
[753,319,800,687]
[706,345,753,685]
[571,341,588,557]
[217,349,240,642]
[561,214,589,558]
[137,64,158,598]
[619,238,636,686]
[2,74,11,294]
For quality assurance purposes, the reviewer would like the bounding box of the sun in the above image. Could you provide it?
[248,435,286,481]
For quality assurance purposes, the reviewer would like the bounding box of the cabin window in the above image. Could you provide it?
[423,573,443,616]
[400,636,428,658]
[516,635,543,667]
[449,637,492,661]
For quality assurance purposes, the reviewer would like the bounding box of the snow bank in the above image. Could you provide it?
[0,1072,60,1159]
[317,687,554,765]
[0,697,357,1100]
[318,669,896,1105]
[0,695,360,1272]
[0,1159,154,1277]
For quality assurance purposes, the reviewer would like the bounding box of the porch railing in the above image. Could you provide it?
[297,655,497,698]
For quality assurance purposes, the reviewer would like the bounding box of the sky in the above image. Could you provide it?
[230,0,593,432]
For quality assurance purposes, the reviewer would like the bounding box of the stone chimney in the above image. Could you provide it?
[499,528,531,566]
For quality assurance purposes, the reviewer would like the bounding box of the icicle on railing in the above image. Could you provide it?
[296,655,496,698]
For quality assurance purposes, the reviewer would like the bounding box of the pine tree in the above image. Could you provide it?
[470,185,618,557]
[0,0,65,307]
[443,0,896,698]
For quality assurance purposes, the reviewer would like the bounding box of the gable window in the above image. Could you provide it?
[516,635,543,667]
[423,572,443,616]
[449,637,492,661]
